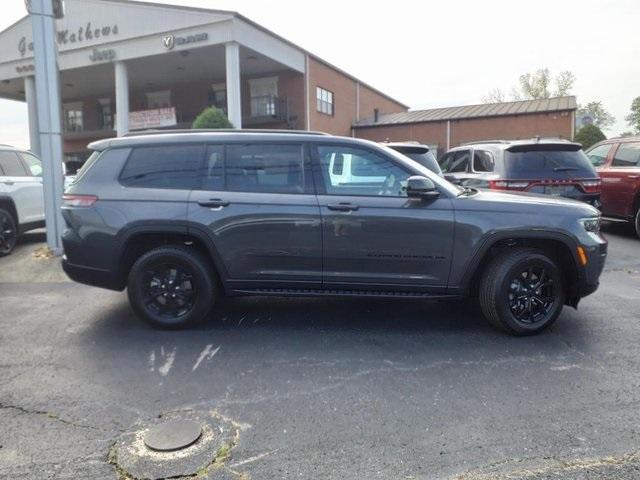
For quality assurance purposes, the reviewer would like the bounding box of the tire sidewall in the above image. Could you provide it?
[0,208,17,257]
[494,253,565,335]
[128,248,214,328]
[635,208,640,239]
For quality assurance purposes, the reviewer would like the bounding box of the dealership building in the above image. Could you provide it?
[353,96,577,158]
[0,0,407,167]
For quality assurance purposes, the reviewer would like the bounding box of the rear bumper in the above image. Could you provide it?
[62,256,124,291]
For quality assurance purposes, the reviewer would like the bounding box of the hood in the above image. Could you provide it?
[459,189,600,217]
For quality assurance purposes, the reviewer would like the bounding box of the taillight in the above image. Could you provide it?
[488,180,531,191]
[580,179,601,194]
[62,194,98,207]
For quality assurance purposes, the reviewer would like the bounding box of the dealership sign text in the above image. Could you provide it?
[18,22,120,57]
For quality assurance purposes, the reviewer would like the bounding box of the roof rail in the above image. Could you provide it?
[123,128,330,137]
[0,143,15,148]
[460,139,509,146]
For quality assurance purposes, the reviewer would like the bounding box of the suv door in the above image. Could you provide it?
[17,152,45,222]
[585,143,614,214]
[0,150,42,225]
[187,142,322,290]
[606,142,640,217]
[313,143,454,291]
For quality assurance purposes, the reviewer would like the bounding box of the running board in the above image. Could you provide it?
[231,287,457,299]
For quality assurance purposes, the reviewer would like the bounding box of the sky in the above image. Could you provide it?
[1,0,639,149]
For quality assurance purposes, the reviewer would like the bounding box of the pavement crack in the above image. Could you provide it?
[0,402,102,431]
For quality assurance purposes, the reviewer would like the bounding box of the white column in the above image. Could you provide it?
[115,61,129,136]
[24,76,41,156]
[225,42,242,129]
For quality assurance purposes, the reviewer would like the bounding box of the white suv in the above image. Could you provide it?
[0,146,45,256]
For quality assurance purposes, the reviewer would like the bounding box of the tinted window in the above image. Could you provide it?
[20,152,43,177]
[0,151,28,176]
[200,145,225,191]
[586,144,612,167]
[225,144,305,194]
[473,150,495,172]
[440,150,470,173]
[504,148,597,179]
[120,145,203,189]
[319,145,410,197]
[403,152,443,175]
[612,143,640,167]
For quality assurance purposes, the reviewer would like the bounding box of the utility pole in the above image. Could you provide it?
[26,0,65,255]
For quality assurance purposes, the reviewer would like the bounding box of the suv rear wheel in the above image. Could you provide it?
[127,246,216,329]
[0,208,17,257]
[479,249,565,335]
[634,207,640,239]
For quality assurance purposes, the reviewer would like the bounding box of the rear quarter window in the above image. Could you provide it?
[504,147,597,179]
[120,144,204,189]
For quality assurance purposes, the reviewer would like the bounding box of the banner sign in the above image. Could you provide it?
[129,107,177,130]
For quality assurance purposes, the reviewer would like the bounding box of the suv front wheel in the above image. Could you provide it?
[479,249,565,335]
[127,246,216,329]
[0,208,17,257]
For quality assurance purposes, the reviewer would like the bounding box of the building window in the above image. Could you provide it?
[210,83,227,113]
[145,90,172,109]
[63,102,83,132]
[316,87,334,115]
[97,98,113,130]
[249,77,279,117]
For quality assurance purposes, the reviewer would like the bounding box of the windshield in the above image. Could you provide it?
[504,148,597,179]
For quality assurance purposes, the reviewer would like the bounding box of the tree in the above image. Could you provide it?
[619,131,636,138]
[574,124,606,149]
[192,106,233,129]
[577,101,615,129]
[482,88,506,103]
[625,96,640,134]
[483,68,575,103]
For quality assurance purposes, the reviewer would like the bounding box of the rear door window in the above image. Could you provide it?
[586,144,612,167]
[440,150,470,173]
[120,144,204,189]
[472,150,495,172]
[612,143,640,167]
[19,152,43,177]
[0,151,28,177]
[504,147,597,179]
[225,143,307,194]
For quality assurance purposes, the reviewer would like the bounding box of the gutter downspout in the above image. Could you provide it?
[446,120,451,150]
[304,54,310,131]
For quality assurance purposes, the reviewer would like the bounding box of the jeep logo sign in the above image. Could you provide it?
[162,32,208,50]
[162,35,175,50]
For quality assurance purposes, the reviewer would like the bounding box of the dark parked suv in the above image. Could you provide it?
[61,131,607,335]
[440,139,602,207]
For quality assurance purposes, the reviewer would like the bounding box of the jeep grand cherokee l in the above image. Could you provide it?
[61,131,607,335]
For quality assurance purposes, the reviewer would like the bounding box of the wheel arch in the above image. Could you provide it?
[113,222,229,289]
[0,196,19,226]
[461,230,582,306]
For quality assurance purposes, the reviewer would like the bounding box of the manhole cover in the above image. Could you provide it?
[144,420,202,452]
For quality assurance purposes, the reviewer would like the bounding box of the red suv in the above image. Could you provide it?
[586,136,640,238]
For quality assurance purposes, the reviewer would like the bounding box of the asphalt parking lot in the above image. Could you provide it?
[1,225,640,480]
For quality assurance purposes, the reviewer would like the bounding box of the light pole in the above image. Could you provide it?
[26,0,65,255]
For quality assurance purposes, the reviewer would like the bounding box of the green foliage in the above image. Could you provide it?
[577,101,615,129]
[625,96,640,134]
[192,106,233,129]
[574,124,606,149]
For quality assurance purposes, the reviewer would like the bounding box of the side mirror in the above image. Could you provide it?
[406,175,440,200]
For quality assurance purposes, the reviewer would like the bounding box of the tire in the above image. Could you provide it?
[0,208,17,257]
[634,207,640,239]
[479,248,565,336]
[127,246,216,329]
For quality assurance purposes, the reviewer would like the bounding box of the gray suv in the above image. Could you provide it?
[61,131,607,335]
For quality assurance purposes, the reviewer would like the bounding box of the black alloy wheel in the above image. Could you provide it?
[0,209,17,257]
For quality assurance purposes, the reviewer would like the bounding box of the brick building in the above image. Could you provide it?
[353,97,577,158]
[0,0,407,167]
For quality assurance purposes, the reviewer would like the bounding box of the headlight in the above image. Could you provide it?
[581,217,601,233]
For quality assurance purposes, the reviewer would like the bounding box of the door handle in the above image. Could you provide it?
[327,203,359,212]
[628,175,639,179]
[2,181,14,186]
[198,199,229,209]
